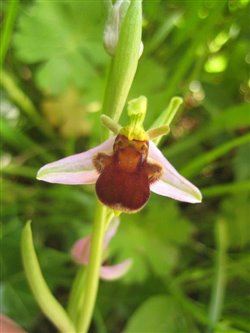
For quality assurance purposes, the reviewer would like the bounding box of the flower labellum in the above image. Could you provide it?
[37,96,202,213]
[93,97,163,212]
[93,134,162,212]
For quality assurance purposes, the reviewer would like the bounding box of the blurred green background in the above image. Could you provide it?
[1,0,250,332]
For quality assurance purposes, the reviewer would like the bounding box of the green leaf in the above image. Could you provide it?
[111,198,193,283]
[220,194,250,249]
[1,219,39,328]
[21,221,76,333]
[1,281,39,329]
[201,181,250,198]
[181,133,250,178]
[215,103,250,131]
[166,103,250,159]
[233,142,250,181]
[131,58,166,98]
[36,57,72,94]
[214,321,248,333]
[14,1,108,94]
[1,117,54,162]
[143,198,194,246]
[123,295,197,333]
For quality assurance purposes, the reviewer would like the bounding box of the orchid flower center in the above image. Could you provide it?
[92,96,165,213]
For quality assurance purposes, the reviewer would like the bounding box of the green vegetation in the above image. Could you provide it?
[1,1,249,332]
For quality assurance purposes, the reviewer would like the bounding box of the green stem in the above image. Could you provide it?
[21,222,76,333]
[0,69,56,140]
[69,2,143,330]
[77,203,107,333]
[102,0,142,125]
[0,70,37,120]
[67,210,114,327]
[206,219,228,332]
[0,0,19,67]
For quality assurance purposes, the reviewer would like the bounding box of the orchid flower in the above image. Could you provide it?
[37,96,202,212]
[71,217,132,280]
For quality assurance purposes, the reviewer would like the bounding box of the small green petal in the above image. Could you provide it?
[101,115,121,134]
[147,125,170,140]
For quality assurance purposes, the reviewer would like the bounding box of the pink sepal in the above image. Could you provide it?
[100,259,133,280]
[148,141,202,203]
[37,137,115,184]
[71,217,120,265]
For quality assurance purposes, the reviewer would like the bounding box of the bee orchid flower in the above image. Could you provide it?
[37,96,202,213]
[71,217,132,280]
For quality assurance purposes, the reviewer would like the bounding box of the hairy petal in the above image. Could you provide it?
[100,259,133,281]
[149,141,202,203]
[37,137,115,184]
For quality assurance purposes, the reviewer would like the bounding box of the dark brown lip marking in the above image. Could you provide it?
[93,134,163,213]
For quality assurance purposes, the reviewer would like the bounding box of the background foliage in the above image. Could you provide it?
[1,0,250,332]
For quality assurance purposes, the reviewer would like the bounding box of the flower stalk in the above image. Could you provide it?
[72,2,143,331]
[67,2,143,332]
[77,203,108,333]
[206,219,228,333]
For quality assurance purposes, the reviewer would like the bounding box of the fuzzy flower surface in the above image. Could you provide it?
[37,96,202,212]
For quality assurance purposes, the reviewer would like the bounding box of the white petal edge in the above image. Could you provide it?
[148,141,202,203]
[37,137,115,184]
[100,259,133,281]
